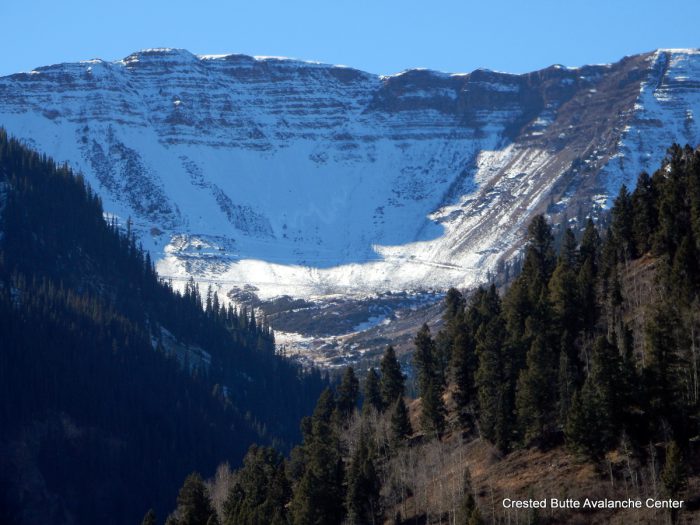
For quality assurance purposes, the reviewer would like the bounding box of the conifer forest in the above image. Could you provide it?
[2,123,700,524]
[159,144,700,525]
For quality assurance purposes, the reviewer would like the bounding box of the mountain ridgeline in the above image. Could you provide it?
[0,130,328,525]
[164,144,700,525]
[2,49,700,298]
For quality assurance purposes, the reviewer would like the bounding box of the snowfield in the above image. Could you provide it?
[1,48,699,301]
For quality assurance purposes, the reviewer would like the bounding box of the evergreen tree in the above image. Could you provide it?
[670,234,698,304]
[450,319,476,426]
[564,389,593,458]
[565,338,622,460]
[631,171,657,255]
[599,226,618,284]
[644,304,686,426]
[577,256,598,336]
[290,389,345,525]
[606,270,624,335]
[549,228,581,341]
[363,368,383,413]
[171,473,217,525]
[559,227,579,270]
[617,325,638,412]
[500,217,557,431]
[337,366,360,419]
[389,396,412,448]
[475,314,508,449]
[454,285,502,429]
[413,323,437,396]
[222,446,290,525]
[443,287,466,328]
[515,334,557,444]
[501,278,531,374]
[611,184,635,261]
[345,430,381,525]
[521,214,556,300]
[436,287,466,384]
[420,376,447,439]
[653,145,689,258]
[587,335,622,448]
[380,345,405,408]
[577,219,600,336]
[466,285,501,331]
[578,218,599,275]
[413,324,446,438]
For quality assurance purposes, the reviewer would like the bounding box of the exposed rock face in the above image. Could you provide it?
[1,48,699,298]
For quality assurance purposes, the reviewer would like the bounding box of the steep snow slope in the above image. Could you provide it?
[1,48,699,299]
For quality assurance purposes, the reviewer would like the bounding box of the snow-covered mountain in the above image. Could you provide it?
[1,48,699,299]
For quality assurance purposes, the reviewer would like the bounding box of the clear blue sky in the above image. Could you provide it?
[4,0,699,77]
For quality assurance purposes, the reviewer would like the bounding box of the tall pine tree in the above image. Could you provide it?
[345,429,381,525]
[290,389,345,525]
[389,396,412,448]
[380,345,405,408]
[337,367,360,420]
[363,368,383,413]
[515,334,557,445]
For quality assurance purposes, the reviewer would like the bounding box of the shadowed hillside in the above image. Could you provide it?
[0,130,327,525]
